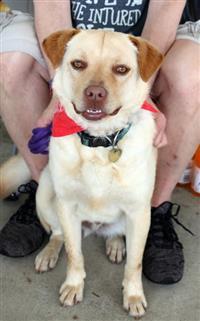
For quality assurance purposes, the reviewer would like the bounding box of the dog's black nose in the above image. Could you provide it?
[84,86,107,102]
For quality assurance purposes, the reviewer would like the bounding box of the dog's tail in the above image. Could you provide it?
[0,154,31,199]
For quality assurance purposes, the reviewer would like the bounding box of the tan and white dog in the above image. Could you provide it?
[1,29,163,318]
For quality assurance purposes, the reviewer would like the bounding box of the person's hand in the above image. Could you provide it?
[36,96,58,127]
[153,110,167,148]
[28,97,58,154]
[147,98,167,148]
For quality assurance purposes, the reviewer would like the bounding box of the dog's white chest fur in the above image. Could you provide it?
[48,110,156,225]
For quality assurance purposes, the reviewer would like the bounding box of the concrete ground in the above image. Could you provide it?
[0,122,200,321]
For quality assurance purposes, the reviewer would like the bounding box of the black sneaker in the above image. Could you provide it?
[0,180,47,257]
[143,202,194,284]
[4,191,20,201]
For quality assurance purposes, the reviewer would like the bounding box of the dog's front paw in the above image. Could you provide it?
[59,281,84,306]
[106,236,126,264]
[35,246,59,272]
[123,292,147,319]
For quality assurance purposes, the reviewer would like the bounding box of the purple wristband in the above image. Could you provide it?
[28,123,52,154]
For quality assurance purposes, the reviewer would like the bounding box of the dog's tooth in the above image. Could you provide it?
[86,108,102,114]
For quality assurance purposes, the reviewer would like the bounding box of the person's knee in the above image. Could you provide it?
[0,52,40,94]
[155,49,200,116]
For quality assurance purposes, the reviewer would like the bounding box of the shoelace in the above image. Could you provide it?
[11,181,38,224]
[149,203,194,249]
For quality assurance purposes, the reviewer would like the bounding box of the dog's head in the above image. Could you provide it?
[43,29,163,135]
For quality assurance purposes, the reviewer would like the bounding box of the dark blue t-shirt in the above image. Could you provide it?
[71,0,199,36]
[181,0,200,23]
[71,0,149,36]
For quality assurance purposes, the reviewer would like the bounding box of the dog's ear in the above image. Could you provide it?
[43,29,80,68]
[128,35,164,82]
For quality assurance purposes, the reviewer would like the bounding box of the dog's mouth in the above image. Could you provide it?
[73,104,121,121]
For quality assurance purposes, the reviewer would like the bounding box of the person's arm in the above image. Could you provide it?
[141,1,186,148]
[142,0,186,54]
[33,0,72,77]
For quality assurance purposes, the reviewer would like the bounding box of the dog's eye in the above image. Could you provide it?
[112,65,130,75]
[71,60,87,71]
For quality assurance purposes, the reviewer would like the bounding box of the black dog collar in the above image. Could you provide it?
[77,124,131,148]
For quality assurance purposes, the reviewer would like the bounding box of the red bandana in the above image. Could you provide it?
[52,102,83,137]
[52,101,158,137]
[141,101,158,113]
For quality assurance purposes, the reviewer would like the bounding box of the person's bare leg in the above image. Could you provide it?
[0,52,51,257]
[0,52,51,182]
[152,40,200,206]
[143,39,200,285]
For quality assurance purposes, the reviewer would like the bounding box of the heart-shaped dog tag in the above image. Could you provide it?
[108,148,122,162]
